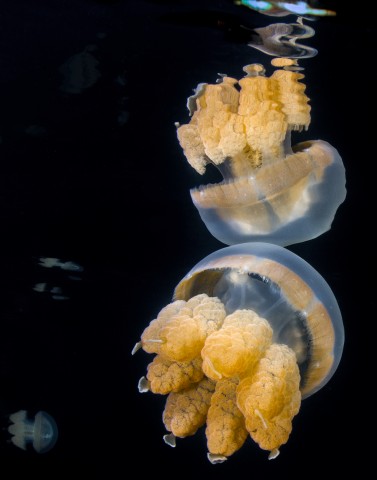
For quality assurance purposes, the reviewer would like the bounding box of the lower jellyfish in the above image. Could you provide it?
[176,59,346,246]
[7,410,58,453]
[133,243,344,462]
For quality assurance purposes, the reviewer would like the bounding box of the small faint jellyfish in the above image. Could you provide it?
[7,410,58,453]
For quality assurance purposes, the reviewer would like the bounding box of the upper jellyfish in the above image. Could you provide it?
[177,60,346,246]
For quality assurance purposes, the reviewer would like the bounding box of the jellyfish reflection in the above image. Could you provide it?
[7,410,58,453]
[133,243,344,461]
[236,1,336,17]
[249,18,318,58]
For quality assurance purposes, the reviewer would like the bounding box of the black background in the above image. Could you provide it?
[0,0,372,477]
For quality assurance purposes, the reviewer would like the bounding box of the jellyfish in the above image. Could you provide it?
[59,45,101,95]
[133,242,344,462]
[176,59,346,246]
[7,410,58,453]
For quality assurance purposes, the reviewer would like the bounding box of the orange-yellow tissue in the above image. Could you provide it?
[201,309,273,380]
[237,344,301,452]
[163,377,216,437]
[141,294,226,361]
[137,294,302,460]
[177,65,311,175]
[146,355,204,394]
[206,378,248,457]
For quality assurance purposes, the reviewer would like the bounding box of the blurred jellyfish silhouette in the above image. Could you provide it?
[32,282,70,301]
[7,410,58,453]
[25,125,48,138]
[32,257,84,300]
[59,45,101,94]
[37,257,83,272]
[236,1,336,17]
[249,17,318,58]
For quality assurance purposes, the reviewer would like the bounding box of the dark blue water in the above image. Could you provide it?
[0,0,372,476]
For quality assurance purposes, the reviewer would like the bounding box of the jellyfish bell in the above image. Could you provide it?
[134,243,344,460]
[174,242,344,398]
[7,410,58,453]
[177,60,346,247]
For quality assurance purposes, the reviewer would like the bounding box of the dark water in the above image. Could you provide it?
[0,0,373,476]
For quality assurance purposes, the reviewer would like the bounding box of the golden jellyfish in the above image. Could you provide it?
[176,59,346,246]
[133,243,344,462]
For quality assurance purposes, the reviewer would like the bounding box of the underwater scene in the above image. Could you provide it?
[0,0,373,476]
